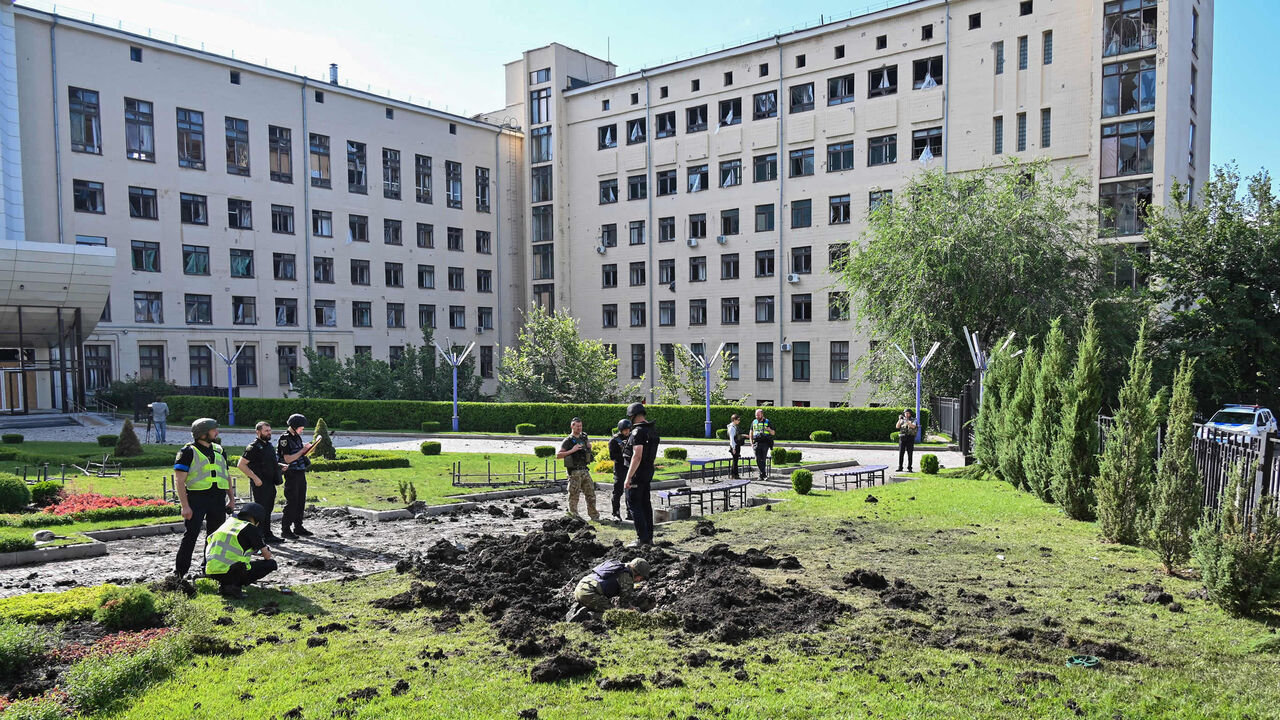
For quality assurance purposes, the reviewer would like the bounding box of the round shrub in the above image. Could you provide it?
[96,434,119,447]
[921,454,940,474]
[420,421,441,433]
[810,430,833,442]
[29,481,63,508]
[93,585,157,630]
[771,446,789,465]
[889,431,900,442]
[593,459,615,474]
[0,477,31,513]
[1,434,23,444]
[339,420,358,431]
[515,423,537,436]
[663,447,688,461]
[785,449,804,463]
[715,428,729,440]
[791,469,813,495]
[419,441,442,456]
[533,445,556,459]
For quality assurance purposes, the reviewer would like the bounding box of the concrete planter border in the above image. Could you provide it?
[0,540,106,567]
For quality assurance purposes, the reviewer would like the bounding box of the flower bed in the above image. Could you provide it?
[48,628,173,663]
[46,493,170,516]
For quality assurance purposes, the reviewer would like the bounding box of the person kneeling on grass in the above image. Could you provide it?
[205,502,278,599]
[566,558,650,622]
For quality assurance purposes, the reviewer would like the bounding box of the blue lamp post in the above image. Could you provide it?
[434,340,476,432]
[893,340,940,443]
[207,341,247,426]
[689,342,726,438]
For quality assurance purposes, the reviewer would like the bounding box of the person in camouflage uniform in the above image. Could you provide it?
[566,557,651,621]
[557,417,599,520]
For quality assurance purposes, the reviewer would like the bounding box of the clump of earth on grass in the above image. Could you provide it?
[374,515,845,656]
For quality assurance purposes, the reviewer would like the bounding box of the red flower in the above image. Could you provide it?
[46,493,170,516]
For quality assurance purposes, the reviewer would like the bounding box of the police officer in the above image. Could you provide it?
[204,501,278,599]
[750,408,777,481]
[237,421,285,544]
[566,557,650,622]
[608,419,633,521]
[622,402,660,547]
[277,413,316,539]
[173,418,235,578]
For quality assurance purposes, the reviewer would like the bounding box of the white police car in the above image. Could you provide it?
[1203,405,1277,439]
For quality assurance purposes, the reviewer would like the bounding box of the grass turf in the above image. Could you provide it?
[89,470,1280,719]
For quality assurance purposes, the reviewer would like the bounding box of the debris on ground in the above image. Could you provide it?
[530,652,596,683]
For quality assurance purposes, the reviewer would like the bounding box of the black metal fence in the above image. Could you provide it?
[932,396,962,438]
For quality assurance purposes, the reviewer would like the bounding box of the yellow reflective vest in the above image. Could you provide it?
[204,517,252,576]
[184,443,229,491]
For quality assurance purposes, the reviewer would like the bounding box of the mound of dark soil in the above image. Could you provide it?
[879,578,931,611]
[530,652,596,683]
[843,569,889,591]
[597,674,645,691]
[149,575,196,597]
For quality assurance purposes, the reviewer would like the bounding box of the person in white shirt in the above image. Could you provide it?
[727,414,742,479]
[149,398,170,444]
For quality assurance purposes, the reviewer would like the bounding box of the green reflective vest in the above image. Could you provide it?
[205,517,252,576]
[185,442,229,491]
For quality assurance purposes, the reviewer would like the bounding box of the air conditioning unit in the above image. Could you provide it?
[786,273,801,283]
[780,342,793,352]
[687,237,699,248]
[715,235,728,245]
[595,244,607,255]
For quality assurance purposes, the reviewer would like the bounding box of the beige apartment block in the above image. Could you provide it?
[503,0,1211,407]
[10,4,523,400]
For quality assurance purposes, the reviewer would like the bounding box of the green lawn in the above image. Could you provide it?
[80,470,1280,719]
[0,514,184,548]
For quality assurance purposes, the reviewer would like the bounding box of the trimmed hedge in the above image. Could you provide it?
[810,430,833,442]
[420,441,442,456]
[771,447,789,465]
[0,537,35,553]
[307,450,410,472]
[791,469,813,495]
[2,448,174,469]
[533,446,556,459]
[663,447,688,461]
[715,428,729,440]
[515,423,537,435]
[339,420,359,431]
[97,434,119,447]
[94,585,157,630]
[0,503,179,527]
[921,454,940,474]
[785,449,803,464]
[29,481,63,508]
[0,477,31,513]
[1,434,22,444]
[420,421,441,433]
[164,397,928,443]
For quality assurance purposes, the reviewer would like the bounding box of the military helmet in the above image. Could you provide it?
[236,502,267,526]
[190,417,218,440]
[287,413,307,429]
[627,557,651,579]
[617,419,633,432]
[626,402,646,419]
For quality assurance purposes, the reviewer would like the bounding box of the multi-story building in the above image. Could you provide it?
[2,0,1212,407]
[9,2,522,399]
[499,0,1211,406]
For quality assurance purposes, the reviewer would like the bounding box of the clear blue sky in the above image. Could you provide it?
[32,0,1276,178]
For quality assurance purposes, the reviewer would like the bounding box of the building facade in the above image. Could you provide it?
[3,0,1211,406]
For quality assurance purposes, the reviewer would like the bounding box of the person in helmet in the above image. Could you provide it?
[204,502,278,599]
[622,402,660,547]
[173,418,236,578]
[608,419,634,521]
[566,557,651,622]
[276,413,316,539]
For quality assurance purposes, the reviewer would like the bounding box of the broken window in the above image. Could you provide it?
[1102,58,1156,117]
[626,118,646,144]
[383,148,401,200]
[752,91,777,119]
[789,83,814,113]
[269,126,292,182]
[69,87,101,154]
[868,66,897,98]
[598,124,617,149]
[687,165,708,193]
[656,111,676,138]
[828,73,856,105]
[1103,0,1157,57]
[446,161,463,208]
[124,98,154,161]
[599,178,618,204]
[415,154,432,203]
[912,127,942,160]
[719,98,741,126]
[687,105,708,133]
[913,56,943,89]
[310,134,331,187]
[1100,119,1155,177]
[176,108,205,169]
[347,141,367,193]
[720,159,742,187]
[225,116,250,175]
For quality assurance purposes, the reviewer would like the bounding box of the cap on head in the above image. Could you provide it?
[627,557,651,579]
[190,417,218,440]
[236,502,267,525]
[626,402,646,419]
[617,419,632,432]
[287,413,307,429]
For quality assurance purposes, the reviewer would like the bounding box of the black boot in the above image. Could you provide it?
[294,526,315,537]
[281,526,298,540]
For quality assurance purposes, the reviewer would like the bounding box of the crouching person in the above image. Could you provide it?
[205,502,278,599]
[565,558,650,622]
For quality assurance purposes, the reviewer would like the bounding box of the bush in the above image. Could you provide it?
[1,434,23,444]
[96,434,119,447]
[420,441,442,456]
[311,419,337,461]
[593,459,615,474]
[715,428,728,440]
[0,692,68,719]
[93,586,157,630]
[0,476,31,513]
[889,431,900,442]
[921,454,940,474]
[1192,466,1280,617]
[791,469,813,495]
[663,447,688,461]
[533,445,556,459]
[590,441,610,462]
[0,585,115,624]
[0,619,50,678]
[339,420,358,431]
[0,536,35,553]
[308,453,410,472]
[810,430,833,442]
[785,449,803,463]
[164,397,928,442]
[113,420,143,457]
[420,421,440,433]
[62,632,189,714]
[0,504,178,527]
[515,423,537,435]
[771,447,789,465]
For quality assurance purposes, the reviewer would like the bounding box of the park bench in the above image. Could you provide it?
[822,464,888,491]
[657,477,751,515]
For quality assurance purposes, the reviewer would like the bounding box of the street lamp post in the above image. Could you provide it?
[207,340,247,427]
[689,342,726,438]
[435,340,476,432]
[963,327,1017,406]
[893,340,940,443]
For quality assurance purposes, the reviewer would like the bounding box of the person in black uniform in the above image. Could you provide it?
[608,419,634,521]
[276,413,316,539]
[172,418,235,578]
[237,421,285,544]
[622,403,660,547]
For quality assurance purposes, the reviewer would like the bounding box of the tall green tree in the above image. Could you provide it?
[293,329,481,401]
[655,344,739,405]
[997,344,1038,490]
[1145,354,1200,572]
[1096,322,1157,543]
[973,349,1016,473]
[1051,310,1103,520]
[498,307,641,403]
[837,159,1102,401]
[1143,166,1280,410]
[1025,319,1070,503]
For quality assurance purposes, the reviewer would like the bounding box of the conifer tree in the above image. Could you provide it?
[1096,323,1157,543]
[1051,310,1103,520]
[311,418,337,460]
[973,350,1014,473]
[997,344,1038,490]
[1025,319,1069,502]
[1146,354,1200,571]
[113,419,144,457]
